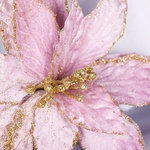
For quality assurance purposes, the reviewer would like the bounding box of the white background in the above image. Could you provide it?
[0,0,150,149]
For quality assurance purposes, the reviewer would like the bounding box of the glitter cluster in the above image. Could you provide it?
[26,67,97,107]
[4,109,25,150]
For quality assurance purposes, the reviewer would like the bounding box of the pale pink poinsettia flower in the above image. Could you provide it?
[0,0,150,149]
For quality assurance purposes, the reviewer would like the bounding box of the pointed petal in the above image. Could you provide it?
[1,91,45,150]
[0,0,15,52]
[33,105,78,150]
[94,54,150,106]
[79,112,146,150]
[51,0,127,79]
[13,0,59,78]
[0,54,38,103]
[56,84,126,134]
[41,0,69,29]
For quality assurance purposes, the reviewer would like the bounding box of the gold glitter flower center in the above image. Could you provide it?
[26,67,96,108]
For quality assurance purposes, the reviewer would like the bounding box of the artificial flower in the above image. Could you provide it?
[0,0,150,149]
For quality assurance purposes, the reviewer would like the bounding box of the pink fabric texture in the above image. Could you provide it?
[34,103,78,150]
[0,0,150,149]
[14,0,59,79]
[0,54,38,103]
[94,54,150,106]
[56,84,126,134]
[79,113,145,150]
[41,0,69,29]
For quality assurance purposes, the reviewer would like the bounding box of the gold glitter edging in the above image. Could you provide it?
[65,0,70,13]
[12,2,21,58]
[31,107,38,150]
[100,54,150,65]
[3,108,26,150]
[72,132,80,150]
[0,25,11,52]
[119,102,150,107]
[0,101,19,106]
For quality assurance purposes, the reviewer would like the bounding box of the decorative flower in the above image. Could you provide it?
[0,0,150,149]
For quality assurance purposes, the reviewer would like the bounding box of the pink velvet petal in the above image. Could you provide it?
[14,0,59,79]
[79,112,146,150]
[94,54,150,106]
[33,105,78,150]
[51,0,127,79]
[0,91,45,149]
[41,0,69,29]
[56,84,126,134]
[0,0,15,52]
[0,54,39,103]
[1,91,78,150]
